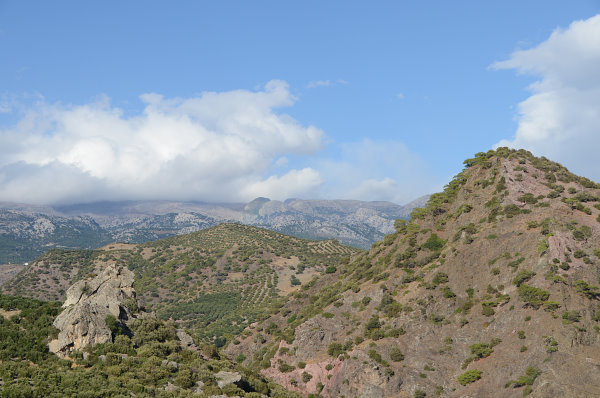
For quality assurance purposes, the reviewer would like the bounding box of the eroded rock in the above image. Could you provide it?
[48,264,137,357]
[214,370,242,389]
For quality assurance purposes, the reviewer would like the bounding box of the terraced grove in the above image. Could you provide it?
[2,223,360,345]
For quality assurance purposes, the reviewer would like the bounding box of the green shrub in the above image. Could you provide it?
[422,234,446,251]
[466,287,474,298]
[368,349,388,366]
[327,342,344,357]
[574,280,600,299]
[481,302,497,317]
[562,310,581,323]
[518,284,550,309]
[442,286,456,298]
[389,348,405,362]
[543,301,561,311]
[537,239,549,254]
[518,193,538,204]
[470,343,493,358]
[302,371,312,382]
[365,315,381,331]
[513,270,536,287]
[458,370,482,386]
[278,363,295,373]
[509,366,541,388]
[432,272,449,285]
[504,204,523,218]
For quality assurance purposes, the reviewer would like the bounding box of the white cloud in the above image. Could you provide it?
[493,14,600,181]
[306,79,348,89]
[242,168,323,200]
[0,81,439,205]
[307,80,331,88]
[396,93,405,100]
[0,80,325,204]
[317,139,442,204]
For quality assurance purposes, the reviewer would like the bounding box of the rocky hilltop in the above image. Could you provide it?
[48,263,137,357]
[225,148,600,397]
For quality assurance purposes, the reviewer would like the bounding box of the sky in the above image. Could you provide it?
[1,1,600,205]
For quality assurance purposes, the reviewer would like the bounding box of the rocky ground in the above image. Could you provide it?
[225,149,600,397]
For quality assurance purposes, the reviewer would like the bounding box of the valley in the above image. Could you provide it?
[2,148,600,397]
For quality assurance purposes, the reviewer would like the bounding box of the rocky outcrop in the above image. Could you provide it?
[48,264,137,357]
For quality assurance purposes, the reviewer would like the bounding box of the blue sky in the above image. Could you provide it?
[1,1,600,204]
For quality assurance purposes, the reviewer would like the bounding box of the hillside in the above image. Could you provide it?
[0,197,422,263]
[224,148,600,397]
[0,293,300,397]
[2,223,359,345]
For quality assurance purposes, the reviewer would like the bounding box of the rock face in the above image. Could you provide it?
[48,264,136,357]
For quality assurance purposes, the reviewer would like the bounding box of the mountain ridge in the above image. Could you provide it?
[0,196,427,263]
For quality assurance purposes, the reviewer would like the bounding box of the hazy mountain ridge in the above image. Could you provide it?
[0,209,111,263]
[0,197,425,263]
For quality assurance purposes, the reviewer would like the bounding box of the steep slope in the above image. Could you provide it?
[2,223,359,345]
[226,148,600,397]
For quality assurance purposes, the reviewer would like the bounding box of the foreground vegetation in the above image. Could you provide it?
[0,294,299,397]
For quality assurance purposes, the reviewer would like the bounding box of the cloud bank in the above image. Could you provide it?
[494,14,600,181]
[317,139,441,205]
[0,80,437,205]
[0,81,325,204]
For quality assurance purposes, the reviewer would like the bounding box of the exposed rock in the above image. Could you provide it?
[176,329,197,350]
[48,264,137,357]
[214,370,242,389]
[163,382,178,392]
[193,380,205,394]
[162,360,179,369]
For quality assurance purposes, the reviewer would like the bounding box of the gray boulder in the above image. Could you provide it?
[48,264,136,357]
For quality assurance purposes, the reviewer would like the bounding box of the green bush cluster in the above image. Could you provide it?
[458,369,482,386]
[517,284,550,309]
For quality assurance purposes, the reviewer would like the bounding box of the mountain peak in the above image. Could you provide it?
[226,148,600,397]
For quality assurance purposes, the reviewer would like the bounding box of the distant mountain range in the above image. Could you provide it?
[0,196,428,263]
